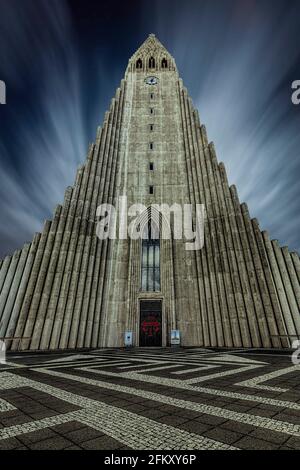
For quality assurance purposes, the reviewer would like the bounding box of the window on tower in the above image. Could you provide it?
[149,142,153,150]
[141,220,160,292]
[149,185,154,195]
[149,57,155,69]
[161,58,168,69]
[149,162,154,171]
[150,124,154,131]
[136,58,143,69]
[150,108,154,114]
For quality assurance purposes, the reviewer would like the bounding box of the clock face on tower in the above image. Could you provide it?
[145,76,158,85]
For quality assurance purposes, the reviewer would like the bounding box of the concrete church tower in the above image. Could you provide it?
[0,34,300,350]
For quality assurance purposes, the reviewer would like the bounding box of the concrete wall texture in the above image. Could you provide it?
[0,35,299,350]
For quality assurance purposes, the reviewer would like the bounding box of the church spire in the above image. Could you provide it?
[127,34,177,73]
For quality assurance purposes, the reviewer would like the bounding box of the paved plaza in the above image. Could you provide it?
[0,348,299,450]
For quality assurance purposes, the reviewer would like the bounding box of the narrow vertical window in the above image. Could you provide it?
[136,58,143,69]
[149,142,153,150]
[149,162,154,171]
[149,186,154,195]
[161,58,168,69]
[150,124,154,131]
[141,220,160,292]
[150,108,154,115]
[149,57,155,69]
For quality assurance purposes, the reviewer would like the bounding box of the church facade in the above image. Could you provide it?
[0,34,300,350]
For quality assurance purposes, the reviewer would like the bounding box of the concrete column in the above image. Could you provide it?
[240,204,271,347]
[0,256,11,297]
[291,252,300,284]
[207,142,235,347]
[0,244,30,340]
[282,246,300,311]
[178,89,204,346]
[188,108,210,346]
[262,231,294,345]
[49,166,84,349]
[272,240,300,333]
[84,111,111,348]
[7,237,40,350]
[214,161,244,347]
[27,205,62,350]
[14,221,51,350]
[75,127,103,348]
[93,99,121,348]
[0,250,22,336]
[251,219,284,348]
[39,186,73,349]
[230,186,261,347]
[57,146,94,349]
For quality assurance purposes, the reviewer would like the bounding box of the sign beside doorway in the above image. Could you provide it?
[171,329,180,346]
[124,331,133,347]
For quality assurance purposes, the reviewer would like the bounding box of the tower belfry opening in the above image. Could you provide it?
[149,56,155,69]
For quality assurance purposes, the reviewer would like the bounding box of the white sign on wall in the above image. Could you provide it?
[171,330,180,346]
[125,331,133,347]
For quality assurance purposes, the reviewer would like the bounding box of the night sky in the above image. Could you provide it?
[0,0,299,257]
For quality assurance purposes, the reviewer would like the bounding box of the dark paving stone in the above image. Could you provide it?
[18,428,57,445]
[139,409,168,419]
[249,428,290,446]
[180,420,213,434]
[273,412,300,424]
[0,437,21,450]
[65,445,82,450]
[29,436,74,450]
[203,427,243,445]
[235,435,281,450]
[26,410,61,420]
[284,436,300,450]
[0,414,33,427]
[81,436,124,450]
[122,403,148,413]
[220,420,256,435]
[157,415,189,426]
[195,414,228,426]
[53,420,86,434]
[175,409,202,420]
[125,396,149,404]
[156,404,182,414]
[66,427,105,444]
[248,406,278,418]
[225,403,256,413]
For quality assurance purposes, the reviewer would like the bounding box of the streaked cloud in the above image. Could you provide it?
[0,0,299,256]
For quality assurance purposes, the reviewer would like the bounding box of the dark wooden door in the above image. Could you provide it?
[139,300,162,347]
